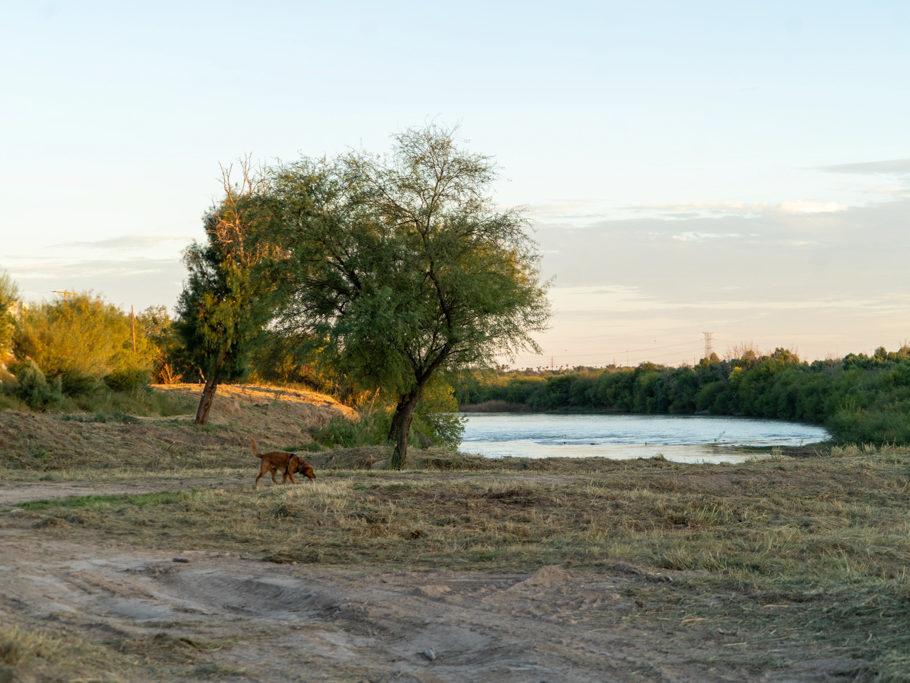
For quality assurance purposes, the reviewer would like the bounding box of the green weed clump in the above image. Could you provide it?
[312,413,387,448]
[7,360,69,411]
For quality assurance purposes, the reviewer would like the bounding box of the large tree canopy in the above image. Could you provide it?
[270,127,549,467]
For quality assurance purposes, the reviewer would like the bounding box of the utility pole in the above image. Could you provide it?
[131,305,136,352]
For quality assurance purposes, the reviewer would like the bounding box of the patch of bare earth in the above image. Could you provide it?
[0,526,862,682]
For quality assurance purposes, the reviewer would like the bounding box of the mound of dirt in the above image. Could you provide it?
[0,384,355,471]
[156,383,356,431]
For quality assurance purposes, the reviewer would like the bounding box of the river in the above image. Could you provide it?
[460,413,830,464]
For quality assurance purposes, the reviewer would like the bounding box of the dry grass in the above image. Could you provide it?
[2,388,909,680]
[9,450,910,678]
[0,621,152,682]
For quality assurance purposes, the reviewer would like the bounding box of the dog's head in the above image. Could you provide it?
[290,456,316,480]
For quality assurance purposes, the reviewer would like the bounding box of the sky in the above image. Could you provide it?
[3,1,909,368]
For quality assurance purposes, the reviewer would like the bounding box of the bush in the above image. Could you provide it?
[104,368,151,392]
[12,293,157,394]
[9,360,67,410]
[312,412,388,448]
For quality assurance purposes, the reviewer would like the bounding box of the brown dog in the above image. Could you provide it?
[251,440,316,487]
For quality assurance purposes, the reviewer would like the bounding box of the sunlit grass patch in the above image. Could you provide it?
[0,619,150,682]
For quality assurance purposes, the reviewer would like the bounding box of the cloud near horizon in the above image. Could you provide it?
[526,195,910,364]
[820,158,910,175]
[51,234,195,251]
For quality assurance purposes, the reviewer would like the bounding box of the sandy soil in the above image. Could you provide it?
[0,480,864,683]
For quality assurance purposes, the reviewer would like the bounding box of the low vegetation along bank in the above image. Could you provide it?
[455,346,910,445]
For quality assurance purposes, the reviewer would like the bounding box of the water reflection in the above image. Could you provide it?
[460,413,830,464]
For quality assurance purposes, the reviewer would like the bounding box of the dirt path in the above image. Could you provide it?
[0,480,861,682]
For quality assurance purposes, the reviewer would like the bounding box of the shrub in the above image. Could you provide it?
[312,413,387,448]
[9,360,67,410]
[104,368,151,392]
[12,293,157,392]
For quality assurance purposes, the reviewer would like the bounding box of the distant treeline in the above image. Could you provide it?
[453,347,910,445]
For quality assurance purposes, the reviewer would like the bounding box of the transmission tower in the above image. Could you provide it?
[703,332,714,359]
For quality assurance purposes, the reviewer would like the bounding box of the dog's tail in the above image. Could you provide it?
[251,439,263,459]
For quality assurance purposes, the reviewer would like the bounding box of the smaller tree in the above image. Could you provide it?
[137,305,184,384]
[175,160,282,424]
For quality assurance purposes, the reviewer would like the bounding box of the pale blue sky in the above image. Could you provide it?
[3,1,909,366]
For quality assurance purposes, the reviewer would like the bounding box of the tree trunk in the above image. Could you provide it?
[195,348,227,426]
[195,374,220,425]
[388,390,420,469]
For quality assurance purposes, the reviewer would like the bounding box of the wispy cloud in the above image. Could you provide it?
[821,158,910,175]
[10,257,185,281]
[671,231,745,242]
[621,201,767,219]
[624,200,849,219]
[777,200,847,214]
[550,284,910,315]
[8,257,188,310]
[52,235,195,250]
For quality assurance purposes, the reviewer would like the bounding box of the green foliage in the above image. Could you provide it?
[245,330,352,397]
[269,126,548,467]
[454,346,910,446]
[410,377,464,450]
[9,360,67,410]
[136,305,186,384]
[175,167,285,406]
[103,367,150,392]
[311,381,464,452]
[0,269,18,363]
[12,293,155,392]
[311,412,390,449]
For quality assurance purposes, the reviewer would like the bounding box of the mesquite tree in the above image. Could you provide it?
[270,127,549,467]
[176,161,281,424]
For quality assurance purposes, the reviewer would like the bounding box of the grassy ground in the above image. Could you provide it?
[5,449,910,679]
[1,388,908,680]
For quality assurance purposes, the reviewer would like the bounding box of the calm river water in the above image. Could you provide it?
[460,413,830,464]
